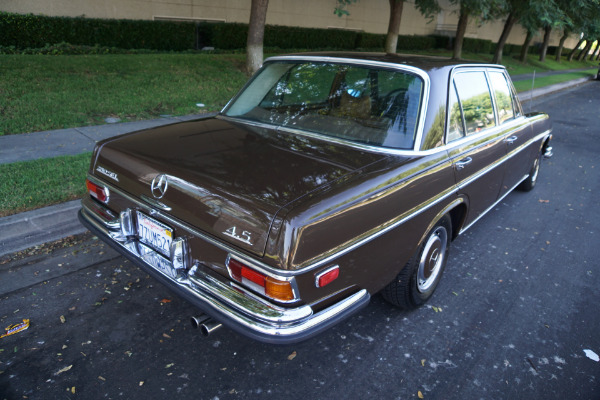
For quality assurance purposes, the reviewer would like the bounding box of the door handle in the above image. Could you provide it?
[455,157,473,170]
[504,136,518,144]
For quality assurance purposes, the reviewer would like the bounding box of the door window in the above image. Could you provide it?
[488,71,515,124]
[453,71,496,135]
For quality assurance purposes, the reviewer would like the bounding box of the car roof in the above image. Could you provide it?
[266,52,505,74]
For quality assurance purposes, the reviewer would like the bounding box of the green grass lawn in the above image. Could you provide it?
[0,153,91,217]
[512,69,598,92]
[0,53,248,135]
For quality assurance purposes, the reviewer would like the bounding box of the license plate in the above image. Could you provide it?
[136,211,173,257]
[138,243,178,280]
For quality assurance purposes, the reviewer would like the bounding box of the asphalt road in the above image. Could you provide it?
[1,82,599,399]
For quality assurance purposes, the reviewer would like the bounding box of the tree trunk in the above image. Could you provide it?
[492,11,516,64]
[577,39,593,61]
[539,26,551,62]
[520,31,534,63]
[584,40,598,61]
[568,38,584,62]
[453,7,469,60]
[555,31,569,62]
[385,0,404,53]
[246,0,269,75]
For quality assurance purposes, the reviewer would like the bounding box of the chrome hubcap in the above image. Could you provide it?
[417,226,448,293]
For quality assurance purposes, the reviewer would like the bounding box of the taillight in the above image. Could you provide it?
[86,179,109,203]
[315,265,340,288]
[226,257,295,302]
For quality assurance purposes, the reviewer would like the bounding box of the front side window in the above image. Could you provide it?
[224,61,424,150]
[453,71,496,135]
[488,71,515,124]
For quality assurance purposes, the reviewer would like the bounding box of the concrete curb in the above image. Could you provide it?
[518,76,594,103]
[0,200,86,258]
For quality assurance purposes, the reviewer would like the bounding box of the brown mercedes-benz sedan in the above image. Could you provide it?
[79,53,552,343]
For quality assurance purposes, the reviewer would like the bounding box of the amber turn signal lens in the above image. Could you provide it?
[226,256,296,302]
[265,277,295,302]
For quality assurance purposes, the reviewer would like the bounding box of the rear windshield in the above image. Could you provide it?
[223,61,424,150]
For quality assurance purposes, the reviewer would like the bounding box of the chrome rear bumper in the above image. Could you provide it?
[78,197,369,344]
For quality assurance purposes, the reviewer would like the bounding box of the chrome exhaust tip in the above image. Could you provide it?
[190,315,210,329]
[199,320,223,337]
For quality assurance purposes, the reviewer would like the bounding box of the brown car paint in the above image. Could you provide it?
[80,53,552,341]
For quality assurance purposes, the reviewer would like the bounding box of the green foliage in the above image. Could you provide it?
[0,11,196,50]
[334,0,359,17]
[0,53,247,135]
[265,25,359,49]
[0,153,91,216]
[463,38,494,54]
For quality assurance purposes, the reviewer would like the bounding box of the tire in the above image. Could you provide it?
[381,215,451,309]
[518,151,542,192]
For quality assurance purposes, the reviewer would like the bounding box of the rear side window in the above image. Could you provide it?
[488,71,515,124]
[453,71,496,135]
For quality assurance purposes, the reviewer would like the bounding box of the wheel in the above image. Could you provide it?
[382,215,451,309]
[518,151,542,192]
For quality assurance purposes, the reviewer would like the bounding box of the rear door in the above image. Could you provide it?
[446,69,506,228]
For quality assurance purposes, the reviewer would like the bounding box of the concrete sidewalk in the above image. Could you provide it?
[0,113,214,165]
[0,76,596,258]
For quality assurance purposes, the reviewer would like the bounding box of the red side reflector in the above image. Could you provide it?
[316,266,339,288]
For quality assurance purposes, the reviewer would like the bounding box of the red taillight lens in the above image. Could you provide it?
[86,179,109,203]
[226,257,295,302]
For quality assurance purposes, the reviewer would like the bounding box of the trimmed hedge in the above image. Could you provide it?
[1,11,528,56]
[0,12,196,50]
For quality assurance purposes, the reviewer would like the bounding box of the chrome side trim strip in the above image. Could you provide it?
[455,129,551,190]
[85,127,549,278]
[459,174,528,234]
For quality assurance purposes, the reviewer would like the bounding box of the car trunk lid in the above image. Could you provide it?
[92,117,386,256]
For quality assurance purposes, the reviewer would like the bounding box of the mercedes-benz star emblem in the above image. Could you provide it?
[151,174,169,199]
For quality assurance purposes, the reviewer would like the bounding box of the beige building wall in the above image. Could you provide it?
[1,0,580,49]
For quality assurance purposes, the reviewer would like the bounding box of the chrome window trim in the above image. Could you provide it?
[220,55,431,154]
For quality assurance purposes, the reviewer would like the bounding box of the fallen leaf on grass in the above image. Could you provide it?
[71,387,76,394]
[139,381,144,386]
[163,333,171,339]
[60,315,66,323]
[160,299,172,303]
[287,351,297,360]
[98,376,106,381]
[418,390,424,398]
[165,363,174,369]
[538,199,550,203]
[421,359,426,367]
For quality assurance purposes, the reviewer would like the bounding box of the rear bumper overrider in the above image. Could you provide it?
[78,197,369,344]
